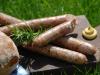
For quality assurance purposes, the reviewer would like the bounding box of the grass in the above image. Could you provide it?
[0,0,100,27]
[0,0,100,75]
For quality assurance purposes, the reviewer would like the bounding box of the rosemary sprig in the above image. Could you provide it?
[11,26,46,46]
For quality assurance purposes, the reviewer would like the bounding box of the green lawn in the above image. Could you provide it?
[0,0,100,27]
[0,0,100,75]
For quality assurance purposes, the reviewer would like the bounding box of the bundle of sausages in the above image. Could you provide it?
[0,12,97,71]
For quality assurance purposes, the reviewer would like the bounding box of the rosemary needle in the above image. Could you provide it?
[11,26,45,46]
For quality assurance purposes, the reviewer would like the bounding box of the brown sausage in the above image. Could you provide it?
[26,45,88,64]
[0,13,22,25]
[0,13,75,35]
[32,19,76,47]
[54,37,96,55]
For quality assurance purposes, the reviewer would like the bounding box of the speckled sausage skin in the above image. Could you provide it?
[54,37,96,55]
[0,13,88,64]
[32,19,76,47]
[0,13,75,35]
[0,31,19,75]
[0,13,22,25]
[26,45,88,64]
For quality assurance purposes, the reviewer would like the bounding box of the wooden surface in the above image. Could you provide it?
[74,16,100,62]
[18,15,100,73]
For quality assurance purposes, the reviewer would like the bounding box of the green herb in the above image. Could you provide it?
[11,26,45,46]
